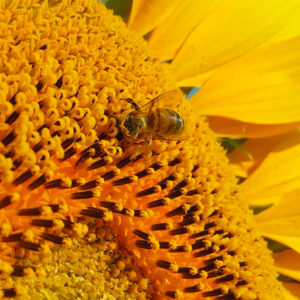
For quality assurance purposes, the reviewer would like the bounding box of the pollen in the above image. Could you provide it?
[0,0,284,299]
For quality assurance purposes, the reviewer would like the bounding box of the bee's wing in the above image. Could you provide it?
[139,89,183,112]
[152,134,189,142]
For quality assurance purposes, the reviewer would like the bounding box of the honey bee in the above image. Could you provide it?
[120,90,185,143]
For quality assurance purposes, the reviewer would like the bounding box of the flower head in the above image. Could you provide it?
[0,0,297,299]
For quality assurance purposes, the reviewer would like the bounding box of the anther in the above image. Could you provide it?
[136,186,159,197]
[13,170,34,186]
[12,158,22,170]
[17,241,40,251]
[204,222,216,230]
[215,274,235,283]
[61,138,74,149]
[80,207,105,219]
[28,174,46,190]
[113,176,134,186]
[133,229,149,240]
[186,189,199,196]
[192,239,205,250]
[71,191,94,199]
[168,158,181,166]
[135,169,151,178]
[202,288,223,297]
[80,179,100,190]
[18,207,41,216]
[45,179,62,189]
[166,205,186,217]
[102,170,117,181]
[147,198,170,208]
[116,156,131,168]
[189,230,209,239]
[31,219,54,228]
[0,196,12,209]
[75,152,91,168]
[61,146,77,161]
[178,216,199,227]
[159,241,170,249]
[2,233,23,242]
[100,201,119,210]
[55,76,63,88]
[207,268,225,279]
[40,232,64,244]
[9,94,16,105]
[236,280,247,286]
[88,158,107,170]
[158,174,176,189]
[170,245,188,252]
[192,165,199,173]
[169,227,188,236]
[184,284,201,293]
[3,288,17,297]
[171,180,188,192]
[156,260,171,270]
[135,240,151,249]
[216,291,237,300]
[32,143,43,152]
[11,265,26,277]
[5,111,19,125]
[36,81,43,91]
[151,223,169,231]
[167,189,185,199]
[2,131,16,146]
[194,247,215,257]
[165,291,177,298]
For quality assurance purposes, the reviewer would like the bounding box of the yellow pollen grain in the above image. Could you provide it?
[0,260,13,275]
[0,222,12,237]
[23,229,34,242]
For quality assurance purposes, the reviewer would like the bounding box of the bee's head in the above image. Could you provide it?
[122,114,145,139]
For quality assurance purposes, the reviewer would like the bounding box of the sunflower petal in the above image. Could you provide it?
[229,130,299,177]
[282,283,300,300]
[208,117,300,138]
[255,188,300,225]
[171,0,300,84]
[148,0,220,61]
[261,233,300,254]
[241,131,300,205]
[189,36,300,124]
[128,0,179,36]
[273,250,300,281]
[255,189,300,252]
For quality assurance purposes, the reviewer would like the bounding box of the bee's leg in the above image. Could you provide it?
[145,135,152,145]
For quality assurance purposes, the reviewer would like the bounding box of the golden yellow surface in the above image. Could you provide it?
[0,0,284,299]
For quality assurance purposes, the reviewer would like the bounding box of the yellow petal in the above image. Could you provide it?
[229,130,299,178]
[260,232,300,254]
[273,250,300,281]
[282,283,300,300]
[189,36,300,124]
[255,189,300,252]
[241,130,300,205]
[171,0,300,84]
[148,0,220,61]
[208,117,300,138]
[255,188,300,227]
[128,0,179,36]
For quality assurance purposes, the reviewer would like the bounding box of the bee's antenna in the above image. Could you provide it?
[120,98,140,111]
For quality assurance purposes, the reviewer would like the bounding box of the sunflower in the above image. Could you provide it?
[0,0,299,299]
